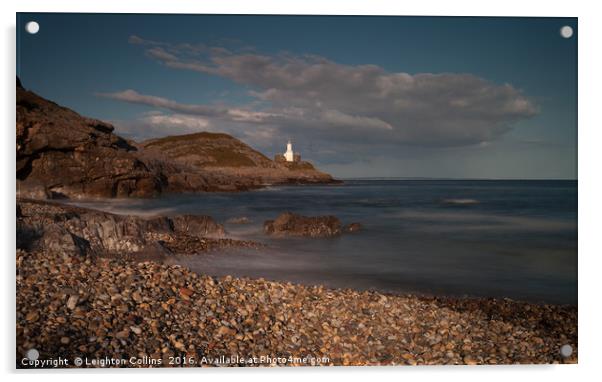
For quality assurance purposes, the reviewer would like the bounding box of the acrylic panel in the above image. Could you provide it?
[16,13,577,368]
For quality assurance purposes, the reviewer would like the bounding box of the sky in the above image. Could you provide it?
[17,14,577,179]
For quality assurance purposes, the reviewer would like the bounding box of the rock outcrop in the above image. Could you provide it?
[16,198,254,260]
[264,212,342,238]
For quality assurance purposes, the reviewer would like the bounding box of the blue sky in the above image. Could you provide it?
[17,14,577,179]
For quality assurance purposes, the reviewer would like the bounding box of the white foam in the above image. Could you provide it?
[395,210,575,232]
[442,198,480,205]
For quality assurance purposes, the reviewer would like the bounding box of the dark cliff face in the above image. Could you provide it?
[16,83,337,199]
[16,85,165,198]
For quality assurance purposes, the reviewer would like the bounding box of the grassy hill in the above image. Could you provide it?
[143,132,274,168]
[142,131,335,185]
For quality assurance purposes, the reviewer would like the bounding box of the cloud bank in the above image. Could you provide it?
[100,36,538,153]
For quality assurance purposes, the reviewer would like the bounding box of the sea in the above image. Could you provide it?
[70,179,578,305]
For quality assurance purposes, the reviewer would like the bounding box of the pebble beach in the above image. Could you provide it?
[17,247,577,367]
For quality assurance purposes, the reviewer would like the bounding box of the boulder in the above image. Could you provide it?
[264,212,342,238]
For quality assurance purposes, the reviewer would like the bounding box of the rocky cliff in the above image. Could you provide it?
[16,80,337,199]
[17,82,166,198]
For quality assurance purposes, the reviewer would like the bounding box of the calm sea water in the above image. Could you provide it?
[71,179,578,304]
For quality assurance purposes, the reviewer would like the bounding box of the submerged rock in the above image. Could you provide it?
[226,216,251,224]
[264,212,342,238]
[344,222,363,233]
[171,214,225,238]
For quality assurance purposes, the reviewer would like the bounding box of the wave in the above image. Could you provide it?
[64,200,179,218]
[255,186,284,192]
[394,210,575,232]
[441,198,480,205]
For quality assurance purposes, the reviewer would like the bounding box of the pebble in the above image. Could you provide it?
[67,295,78,310]
[217,326,237,337]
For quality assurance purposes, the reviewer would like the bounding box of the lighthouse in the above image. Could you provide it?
[274,140,301,163]
[284,140,294,162]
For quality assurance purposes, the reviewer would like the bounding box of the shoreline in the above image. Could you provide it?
[17,247,577,367]
[155,251,579,309]
[172,251,576,308]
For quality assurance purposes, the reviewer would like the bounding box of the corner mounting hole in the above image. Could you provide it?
[560,25,573,39]
[25,21,39,34]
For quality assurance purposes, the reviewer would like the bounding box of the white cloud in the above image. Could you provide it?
[110,112,212,140]
[144,113,211,129]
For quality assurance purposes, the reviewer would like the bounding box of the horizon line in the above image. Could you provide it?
[337,176,578,181]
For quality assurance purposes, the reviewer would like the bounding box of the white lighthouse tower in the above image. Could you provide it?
[284,140,294,162]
